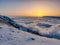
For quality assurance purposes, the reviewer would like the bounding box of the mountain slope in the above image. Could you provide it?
[0,15,60,40]
[0,15,60,45]
[0,22,60,45]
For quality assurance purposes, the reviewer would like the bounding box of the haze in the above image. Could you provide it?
[0,0,60,17]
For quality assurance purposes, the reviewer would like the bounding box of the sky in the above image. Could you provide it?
[0,0,60,17]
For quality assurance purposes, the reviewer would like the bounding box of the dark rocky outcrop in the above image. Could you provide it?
[0,15,40,36]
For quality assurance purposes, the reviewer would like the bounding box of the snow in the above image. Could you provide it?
[0,16,60,45]
[13,17,60,39]
[0,23,60,45]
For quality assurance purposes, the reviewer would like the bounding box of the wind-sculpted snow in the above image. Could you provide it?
[13,16,60,40]
[0,24,60,45]
[0,15,40,35]
[0,15,60,40]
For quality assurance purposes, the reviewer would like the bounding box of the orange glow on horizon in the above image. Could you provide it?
[0,0,60,17]
[0,8,60,17]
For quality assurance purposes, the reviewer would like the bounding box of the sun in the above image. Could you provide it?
[33,9,48,17]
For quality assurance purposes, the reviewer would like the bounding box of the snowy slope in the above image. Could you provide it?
[13,17,60,39]
[0,16,60,45]
[0,22,60,45]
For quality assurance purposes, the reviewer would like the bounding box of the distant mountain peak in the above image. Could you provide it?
[43,16,60,19]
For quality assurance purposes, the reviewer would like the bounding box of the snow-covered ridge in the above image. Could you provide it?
[0,22,60,45]
[0,15,60,45]
[0,15,60,40]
